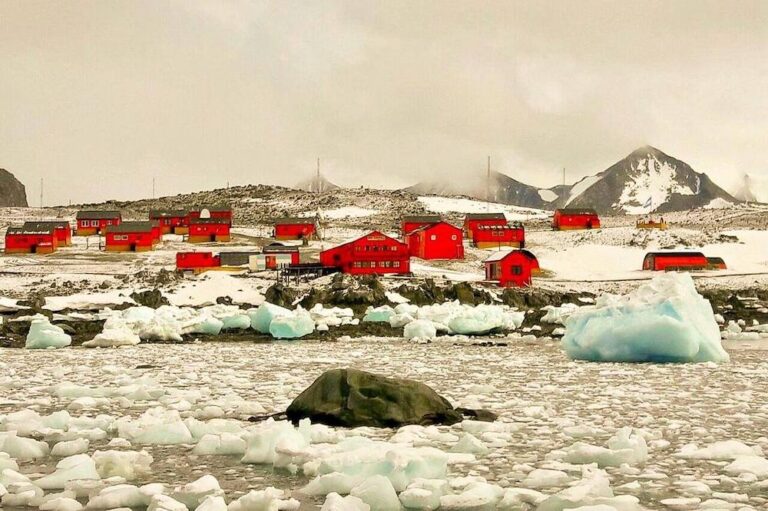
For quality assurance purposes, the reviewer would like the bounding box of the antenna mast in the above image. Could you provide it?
[486,156,491,202]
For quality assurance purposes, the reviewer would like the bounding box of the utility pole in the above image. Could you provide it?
[316,157,321,193]
[40,178,44,220]
[486,156,491,202]
[562,167,566,188]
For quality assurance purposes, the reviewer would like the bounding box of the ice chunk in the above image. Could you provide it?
[171,475,224,509]
[83,317,141,348]
[249,303,291,334]
[389,313,414,328]
[350,475,400,511]
[724,456,768,477]
[451,434,489,455]
[227,487,299,511]
[399,479,448,510]
[562,273,730,363]
[403,320,437,340]
[564,428,648,467]
[85,484,159,509]
[302,472,365,496]
[92,450,153,480]
[440,482,504,510]
[35,454,100,490]
[51,439,90,457]
[193,433,247,455]
[116,409,194,445]
[541,303,580,324]
[198,495,228,511]
[363,306,395,323]
[322,492,370,511]
[0,452,19,471]
[675,441,761,460]
[269,308,315,339]
[522,469,571,489]
[25,317,72,349]
[148,494,189,511]
[39,496,83,511]
[189,315,224,336]
[0,432,50,459]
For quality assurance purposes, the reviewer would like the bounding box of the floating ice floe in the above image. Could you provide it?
[26,317,72,349]
[269,308,315,339]
[563,427,648,467]
[562,272,730,363]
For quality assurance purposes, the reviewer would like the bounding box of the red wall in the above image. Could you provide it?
[643,253,708,271]
[320,231,410,274]
[189,223,231,237]
[406,223,464,260]
[472,226,525,245]
[274,223,316,239]
[553,212,600,229]
[177,252,221,269]
[5,233,58,252]
[464,218,507,234]
[105,231,154,248]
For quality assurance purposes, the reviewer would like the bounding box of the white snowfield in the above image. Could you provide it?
[417,196,550,220]
[1,335,767,510]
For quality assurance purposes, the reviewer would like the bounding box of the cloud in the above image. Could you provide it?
[0,0,766,204]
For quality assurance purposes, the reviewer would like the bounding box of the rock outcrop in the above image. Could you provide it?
[286,368,463,428]
[0,168,28,207]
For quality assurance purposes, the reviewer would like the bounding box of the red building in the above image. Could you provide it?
[273,217,318,241]
[471,223,525,249]
[463,213,508,237]
[642,252,710,271]
[75,210,122,236]
[188,218,231,243]
[23,221,71,247]
[188,206,233,225]
[320,231,410,275]
[405,221,464,260]
[552,209,601,230]
[401,215,441,236]
[707,257,727,270]
[5,226,58,254]
[484,249,540,288]
[262,243,300,267]
[105,222,158,252]
[150,210,189,235]
[176,251,222,272]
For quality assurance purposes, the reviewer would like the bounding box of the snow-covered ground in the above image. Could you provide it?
[1,339,767,510]
[417,196,550,221]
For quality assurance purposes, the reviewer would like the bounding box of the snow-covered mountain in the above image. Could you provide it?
[405,170,555,210]
[732,173,768,204]
[564,146,737,214]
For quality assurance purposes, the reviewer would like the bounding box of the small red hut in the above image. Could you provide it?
[484,249,540,288]
[463,213,508,237]
[188,206,233,225]
[552,209,601,231]
[23,221,72,247]
[471,222,525,249]
[188,218,231,243]
[105,222,157,252]
[401,215,441,236]
[5,226,58,254]
[262,243,300,267]
[320,231,410,275]
[150,210,189,235]
[75,211,122,236]
[642,252,709,271]
[273,217,318,241]
[405,221,464,260]
[176,251,222,272]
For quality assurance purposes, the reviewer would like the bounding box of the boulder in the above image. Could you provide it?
[0,168,28,207]
[130,289,168,309]
[286,368,463,428]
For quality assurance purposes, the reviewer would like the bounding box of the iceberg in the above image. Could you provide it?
[25,317,72,349]
[403,320,437,340]
[562,273,729,363]
[269,308,315,339]
[362,306,395,323]
[83,317,141,348]
[249,303,291,334]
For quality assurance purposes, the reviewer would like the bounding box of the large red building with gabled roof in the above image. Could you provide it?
[401,215,441,236]
[188,218,231,243]
[75,210,122,236]
[320,231,410,275]
[405,221,464,260]
[5,226,58,254]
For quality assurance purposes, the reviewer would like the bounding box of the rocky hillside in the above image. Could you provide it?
[563,146,737,214]
[0,168,28,207]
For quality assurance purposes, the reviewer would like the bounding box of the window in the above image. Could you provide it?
[107,220,113,226]
[430,235,437,241]
[353,261,362,268]
[393,261,400,268]
[451,235,457,240]
[91,220,99,227]
[512,265,523,276]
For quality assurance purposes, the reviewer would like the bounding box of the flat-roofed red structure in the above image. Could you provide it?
[5,226,58,254]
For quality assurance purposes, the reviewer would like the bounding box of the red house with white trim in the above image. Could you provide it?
[261,243,300,267]
[5,226,58,254]
[150,210,189,234]
[105,221,158,252]
[75,210,122,236]
[484,249,540,288]
[188,218,231,243]
[273,217,318,241]
[405,221,464,260]
[471,223,525,249]
[552,209,600,231]
[320,231,410,275]
[401,215,441,236]
[23,221,71,247]
[463,213,508,237]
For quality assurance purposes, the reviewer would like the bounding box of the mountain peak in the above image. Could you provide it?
[629,145,666,158]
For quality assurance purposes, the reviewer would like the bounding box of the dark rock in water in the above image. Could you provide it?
[216,296,233,305]
[129,289,168,309]
[287,368,469,428]
[0,168,28,207]
[456,407,498,422]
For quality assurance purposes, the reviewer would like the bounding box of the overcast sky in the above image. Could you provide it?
[1,1,767,206]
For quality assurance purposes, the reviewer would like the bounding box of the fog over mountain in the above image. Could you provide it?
[1,1,767,205]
